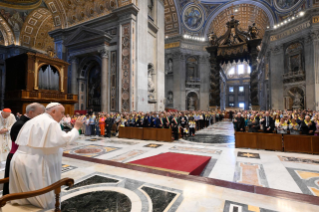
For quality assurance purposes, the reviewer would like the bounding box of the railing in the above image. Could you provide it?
[119,127,172,142]
[0,177,74,212]
[235,132,319,154]
[5,90,78,102]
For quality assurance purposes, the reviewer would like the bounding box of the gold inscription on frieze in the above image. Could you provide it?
[313,16,319,24]
[165,42,180,49]
[270,21,310,42]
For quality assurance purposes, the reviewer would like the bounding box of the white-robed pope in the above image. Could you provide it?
[9,103,84,209]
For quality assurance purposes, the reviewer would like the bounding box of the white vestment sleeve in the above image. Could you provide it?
[48,123,79,147]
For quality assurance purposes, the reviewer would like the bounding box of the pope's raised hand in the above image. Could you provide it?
[74,116,85,130]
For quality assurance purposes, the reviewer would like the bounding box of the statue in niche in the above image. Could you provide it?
[288,88,304,109]
[248,23,259,39]
[148,63,157,103]
[188,96,195,111]
[166,58,173,75]
[167,91,173,106]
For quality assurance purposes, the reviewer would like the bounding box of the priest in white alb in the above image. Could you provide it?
[0,108,16,169]
[9,103,84,209]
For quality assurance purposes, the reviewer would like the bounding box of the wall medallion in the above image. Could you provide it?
[182,5,204,31]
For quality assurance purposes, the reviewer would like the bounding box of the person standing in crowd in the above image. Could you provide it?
[3,103,45,196]
[0,108,16,170]
[94,114,100,136]
[289,118,300,135]
[300,115,316,135]
[247,115,258,132]
[261,111,274,133]
[105,114,113,137]
[85,115,91,136]
[99,114,106,136]
[171,113,179,140]
[233,112,245,132]
[89,114,96,136]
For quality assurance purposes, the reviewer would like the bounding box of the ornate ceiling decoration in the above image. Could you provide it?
[209,4,270,39]
[19,8,54,52]
[0,0,42,10]
[164,0,179,37]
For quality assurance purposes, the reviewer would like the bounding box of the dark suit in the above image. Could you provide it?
[300,120,316,135]
[143,116,152,127]
[3,115,30,196]
[261,116,274,133]
[105,118,113,137]
[233,117,245,132]
[171,117,179,140]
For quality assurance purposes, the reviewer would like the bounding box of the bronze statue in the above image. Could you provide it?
[208,32,218,46]
[248,23,259,39]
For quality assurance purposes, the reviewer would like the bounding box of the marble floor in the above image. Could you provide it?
[2,120,319,211]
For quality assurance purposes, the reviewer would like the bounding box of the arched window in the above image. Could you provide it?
[38,65,59,91]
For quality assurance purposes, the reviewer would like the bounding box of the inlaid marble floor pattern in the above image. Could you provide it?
[63,120,319,197]
[57,158,318,212]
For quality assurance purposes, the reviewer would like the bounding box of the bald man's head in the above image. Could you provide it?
[26,103,45,119]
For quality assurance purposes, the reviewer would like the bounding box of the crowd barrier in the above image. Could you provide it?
[118,127,172,142]
[235,132,319,154]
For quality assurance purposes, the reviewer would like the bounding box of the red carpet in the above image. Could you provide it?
[128,152,211,175]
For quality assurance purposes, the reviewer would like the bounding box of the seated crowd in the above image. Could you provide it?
[232,109,319,135]
[59,110,226,140]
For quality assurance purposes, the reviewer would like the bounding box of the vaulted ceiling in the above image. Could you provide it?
[209,4,270,38]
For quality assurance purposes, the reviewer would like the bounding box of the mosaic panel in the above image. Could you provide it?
[170,146,222,154]
[233,162,269,187]
[278,155,319,165]
[109,150,147,162]
[286,167,319,196]
[61,164,77,173]
[144,143,163,148]
[238,152,260,159]
[64,145,120,158]
[223,200,278,212]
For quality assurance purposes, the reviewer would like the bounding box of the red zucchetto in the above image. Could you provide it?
[3,108,11,113]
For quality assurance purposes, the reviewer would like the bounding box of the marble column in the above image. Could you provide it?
[249,49,259,110]
[101,50,109,113]
[206,46,220,108]
[269,45,284,110]
[71,57,79,95]
[199,55,210,110]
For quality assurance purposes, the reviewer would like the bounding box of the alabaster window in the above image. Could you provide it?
[38,65,59,91]
[238,65,244,74]
[247,66,251,74]
[228,67,235,75]
[239,86,244,92]
[229,87,234,92]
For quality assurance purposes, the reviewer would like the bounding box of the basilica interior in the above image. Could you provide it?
[0,0,319,212]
